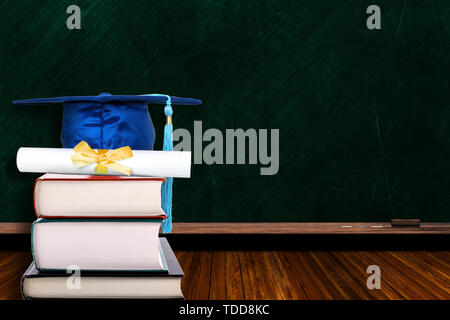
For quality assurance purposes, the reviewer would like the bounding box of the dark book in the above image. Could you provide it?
[21,238,184,299]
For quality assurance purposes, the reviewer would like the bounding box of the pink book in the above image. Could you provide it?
[33,174,167,219]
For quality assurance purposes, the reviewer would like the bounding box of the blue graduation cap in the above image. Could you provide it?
[13,92,201,150]
[14,92,202,233]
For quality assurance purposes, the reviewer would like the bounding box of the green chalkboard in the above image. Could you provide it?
[0,1,449,222]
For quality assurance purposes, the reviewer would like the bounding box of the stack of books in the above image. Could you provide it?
[21,174,184,299]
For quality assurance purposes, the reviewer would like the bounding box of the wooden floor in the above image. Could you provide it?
[0,250,449,300]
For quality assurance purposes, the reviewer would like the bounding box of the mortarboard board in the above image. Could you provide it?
[14,92,203,233]
[13,92,202,150]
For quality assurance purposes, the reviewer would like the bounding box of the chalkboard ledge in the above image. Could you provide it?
[1,222,449,235]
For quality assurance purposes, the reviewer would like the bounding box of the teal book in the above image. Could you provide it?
[32,218,166,272]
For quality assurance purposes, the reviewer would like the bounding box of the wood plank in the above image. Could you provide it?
[389,252,450,288]
[2,222,450,234]
[420,251,450,279]
[174,250,212,300]
[309,251,374,300]
[269,252,308,299]
[239,251,279,299]
[331,251,404,300]
[0,223,32,234]
[380,252,449,299]
[209,251,244,300]
[260,252,304,300]
[0,250,448,300]
[354,251,415,299]
[0,251,32,300]
[358,251,438,299]
[287,251,343,299]
[239,251,310,300]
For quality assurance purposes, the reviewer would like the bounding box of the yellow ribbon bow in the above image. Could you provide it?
[70,141,133,175]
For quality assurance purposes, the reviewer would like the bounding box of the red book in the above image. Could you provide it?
[33,174,167,219]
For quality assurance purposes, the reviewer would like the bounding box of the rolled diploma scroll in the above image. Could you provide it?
[16,147,191,178]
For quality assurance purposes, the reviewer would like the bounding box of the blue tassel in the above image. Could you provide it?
[161,100,173,233]
[140,94,174,233]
